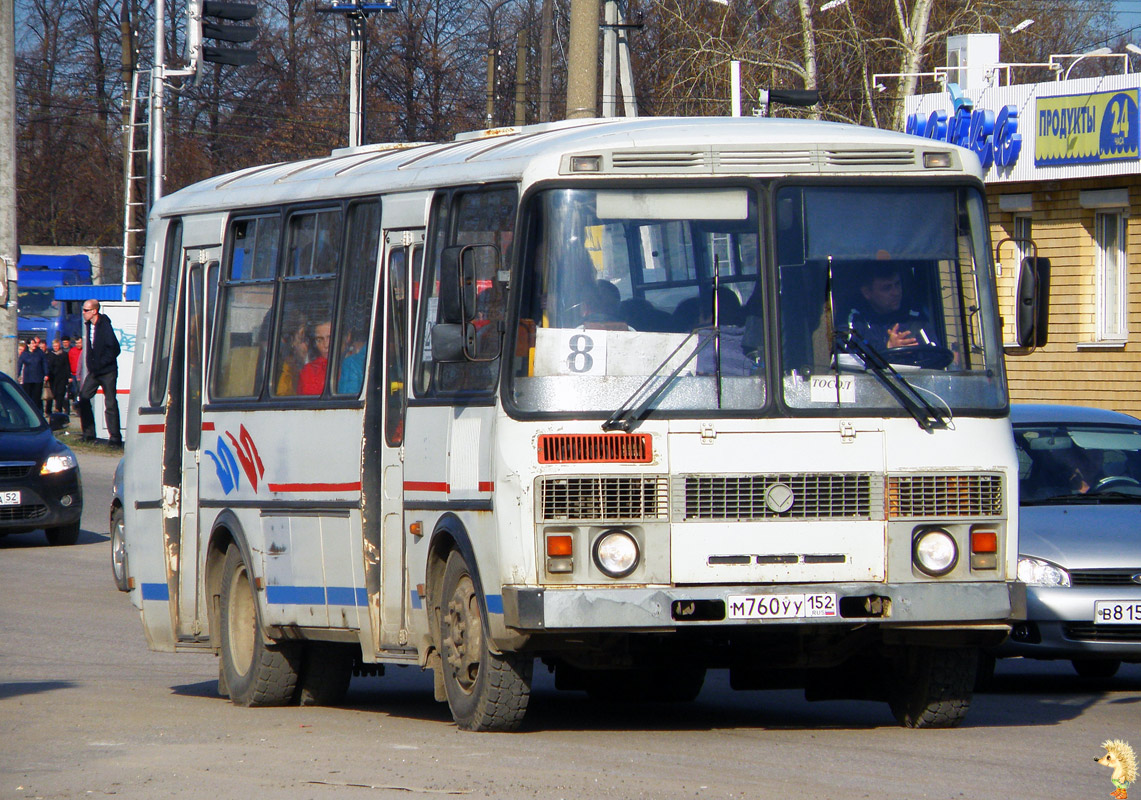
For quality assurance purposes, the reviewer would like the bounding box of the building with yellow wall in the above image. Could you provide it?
[906,49,1141,416]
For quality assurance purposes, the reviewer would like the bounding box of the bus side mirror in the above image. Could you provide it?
[438,244,500,324]
[1013,256,1050,350]
[431,322,468,362]
[438,247,463,323]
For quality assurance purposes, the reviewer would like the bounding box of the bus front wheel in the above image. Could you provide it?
[219,545,299,706]
[439,550,532,731]
[888,645,976,729]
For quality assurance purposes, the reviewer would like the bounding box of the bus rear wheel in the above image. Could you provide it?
[888,646,976,729]
[219,545,299,706]
[439,550,532,731]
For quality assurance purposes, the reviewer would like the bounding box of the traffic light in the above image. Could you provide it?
[187,0,258,79]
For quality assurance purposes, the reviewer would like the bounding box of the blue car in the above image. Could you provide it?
[0,371,82,545]
[994,404,1141,679]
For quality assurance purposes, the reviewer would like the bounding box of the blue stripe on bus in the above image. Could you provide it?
[325,586,357,606]
[265,585,369,607]
[141,582,169,601]
[406,592,501,613]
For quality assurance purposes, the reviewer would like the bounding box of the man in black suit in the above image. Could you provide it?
[78,300,122,445]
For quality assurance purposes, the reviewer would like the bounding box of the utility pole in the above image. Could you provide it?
[0,0,18,375]
[539,0,553,121]
[317,2,396,148]
[566,0,599,119]
[514,32,527,126]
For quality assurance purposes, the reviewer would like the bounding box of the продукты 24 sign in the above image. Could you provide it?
[1036,89,1140,166]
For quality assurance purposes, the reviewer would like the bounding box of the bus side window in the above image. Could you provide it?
[416,186,517,396]
[272,208,342,398]
[149,219,183,406]
[212,216,280,400]
[332,201,381,398]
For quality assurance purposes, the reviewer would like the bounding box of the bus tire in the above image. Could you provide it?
[889,646,976,729]
[110,506,129,592]
[439,550,532,731]
[219,545,299,707]
[297,642,355,706]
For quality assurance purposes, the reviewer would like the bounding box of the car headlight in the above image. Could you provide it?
[41,451,78,475]
[593,529,640,578]
[1017,556,1071,587]
[913,528,958,576]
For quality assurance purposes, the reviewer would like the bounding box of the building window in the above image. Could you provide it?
[1014,215,1032,262]
[1096,211,1128,342]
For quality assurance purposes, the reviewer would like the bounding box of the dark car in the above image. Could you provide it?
[0,371,83,545]
[991,404,1141,680]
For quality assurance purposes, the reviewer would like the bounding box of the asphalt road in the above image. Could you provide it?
[3,449,1141,799]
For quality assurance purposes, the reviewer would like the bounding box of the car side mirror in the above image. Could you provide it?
[49,412,69,431]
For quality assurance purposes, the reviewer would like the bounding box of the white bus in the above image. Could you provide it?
[122,116,1034,731]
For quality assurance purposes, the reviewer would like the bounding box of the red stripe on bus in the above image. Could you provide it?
[404,480,450,493]
[202,422,215,431]
[138,423,165,434]
[267,482,362,493]
[478,481,494,492]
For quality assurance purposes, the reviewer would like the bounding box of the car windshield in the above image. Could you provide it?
[0,379,45,432]
[1015,422,1141,502]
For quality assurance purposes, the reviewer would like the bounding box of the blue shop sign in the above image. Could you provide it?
[905,84,1022,169]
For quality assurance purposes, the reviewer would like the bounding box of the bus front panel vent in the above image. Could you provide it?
[538,433,653,464]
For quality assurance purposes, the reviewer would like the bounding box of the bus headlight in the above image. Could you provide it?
[913,528,958,576]
[593,529,639,578]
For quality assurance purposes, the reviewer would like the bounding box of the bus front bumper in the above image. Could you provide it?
[501,580,1025,633]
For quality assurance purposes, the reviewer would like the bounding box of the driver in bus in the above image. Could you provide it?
[844,264,940,355]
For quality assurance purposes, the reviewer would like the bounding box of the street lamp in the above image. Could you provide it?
[1010,18,1034,34]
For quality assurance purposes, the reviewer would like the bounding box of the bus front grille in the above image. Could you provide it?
[677,473,878,520]
[887,474,1003,518]
[538,476,670,521]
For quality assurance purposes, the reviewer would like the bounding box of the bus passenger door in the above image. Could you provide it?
[373,230,421,650]
[161,253,210,640]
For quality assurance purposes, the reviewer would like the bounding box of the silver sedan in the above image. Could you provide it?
[992,404,1141,679]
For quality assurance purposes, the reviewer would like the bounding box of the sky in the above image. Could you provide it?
[1116,0,1141,41]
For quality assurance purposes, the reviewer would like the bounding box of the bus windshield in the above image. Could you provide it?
[511,186,765,415]
[510,183,1004,419]
[776,184,1005,414]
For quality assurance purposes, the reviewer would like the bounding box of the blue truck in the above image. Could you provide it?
[17,253,92,346]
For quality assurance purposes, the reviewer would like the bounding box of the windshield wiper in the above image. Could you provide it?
[602,329,713,432]
[833,328,948,433]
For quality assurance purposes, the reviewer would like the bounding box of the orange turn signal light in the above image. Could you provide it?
[546,535,573,557]
[970,529,998,553]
